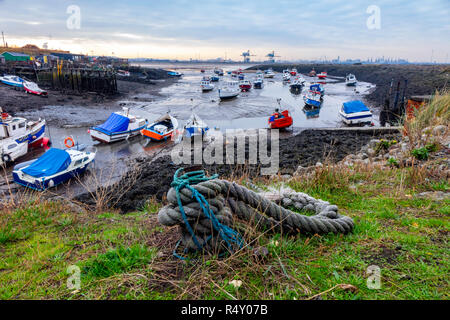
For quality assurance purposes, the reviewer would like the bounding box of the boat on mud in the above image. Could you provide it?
[23,81,48,96]
[303,90,322,108]
[289,77,305,90]
[0,138,28,166]
[211,75,220,82]
[345,74,357,86]
[317,72,328,79]
[253,75,264,89]
[0,110,47,148]
[214,68,224,76]
[181,113,209,139]
[268,99,293,129]
[89,108,147,143]
[309,83,325,97]
[309,69,317,77]
[167,71,183,77]
[0,75,24,88]
[290,68,297,76]
[141,113,178,141]
[12,146,96,191]
[264,69,275,78]
[239,79,252,91]
[282,72,291,82]
[218,81,240,100]
[339,100,373,125]
[302,106,321,119]
[201,79,214,92]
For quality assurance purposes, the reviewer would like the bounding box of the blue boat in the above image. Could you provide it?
[339,100,373,125]
[210,75,220,82]
[13,147,96,191]
[303,90,322,108]
[0,75,25,88]
[309,83,325,96]
[181,113,209,139]
[238,74,245,80]
[168,71,183,77]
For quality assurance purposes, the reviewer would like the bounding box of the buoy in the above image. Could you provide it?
[64,137,75,148]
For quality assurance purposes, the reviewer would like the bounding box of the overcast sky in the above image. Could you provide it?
[0,0,449,62]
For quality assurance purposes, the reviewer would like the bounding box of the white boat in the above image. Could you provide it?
[0,138,28,166]
[290,77,305,90]
[89,108,147,143]
[0,110,47,148]
[345,74,357,86]
[201,79,214,92]
[253,75,264,89]
[264,69,275,78]
[181,113,209,139]
[282,72,291,81]
[218,81,240,100]
[23,81,48,96]
[339,100,373,125]
[13,147,96,191]
[0,75,24,88]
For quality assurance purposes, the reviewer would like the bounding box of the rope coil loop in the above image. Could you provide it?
[158,169,355,259]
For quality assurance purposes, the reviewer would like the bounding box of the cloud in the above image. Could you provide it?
[0,0,449,61]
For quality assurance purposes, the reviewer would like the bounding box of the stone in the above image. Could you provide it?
[367,148,376,157]
[315,162,323,168]
[433,125,447,136]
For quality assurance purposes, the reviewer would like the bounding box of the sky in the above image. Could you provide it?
[0,0,449,62]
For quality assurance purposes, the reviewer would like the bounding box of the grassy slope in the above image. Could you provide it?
[1,164,448,300]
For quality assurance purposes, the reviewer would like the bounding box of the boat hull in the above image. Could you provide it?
[239,84,251,91]
[304,98,322,108]
[90,126,145,143]
[254,82,263,89]
[141,128,174,141]
[13,164,90,191]
[339,110,372,125]
[14,122,46,146]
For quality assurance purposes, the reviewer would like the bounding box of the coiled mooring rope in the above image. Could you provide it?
[158,169,354,257]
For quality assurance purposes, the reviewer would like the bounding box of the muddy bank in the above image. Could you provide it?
[76,128,400,213]
[248,64,449,107]
[0,68,176,117]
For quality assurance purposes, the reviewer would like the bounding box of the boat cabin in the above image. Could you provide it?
[0,114,28,139]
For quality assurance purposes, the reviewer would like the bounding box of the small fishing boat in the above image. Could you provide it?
[0,75,24,88]
[167,71,183,77]
[309,83,325,97]
[238,74,245,80]
[345,74,357,86]
[268,99,293,129]
[210,75,220,82]
[290,68,297,76]
[200,69,206,73]
[282,72,291,82]
[23,81,48,96]
[218,81,240,100]
[0,138,28,166]
[214,68,224,76]
[289,77,305,90]
[239,79,252,91]
[89,108,147,143]
[308,69,316,77]
[181,113,209,139]
[317,72,327,79]
[339,100,373,125]
[201,79,214,92]
[302,106,321,119]
[253,77,264,89]
[13,146,96,191]
[116,70,131,77]
[264,69,275,78]
[141,113,179,141]
[0,111,47,148]
[303,90,322,108]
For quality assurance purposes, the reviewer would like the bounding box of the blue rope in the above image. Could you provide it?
[171,168,244,259]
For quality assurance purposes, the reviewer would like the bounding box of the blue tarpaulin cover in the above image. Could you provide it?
[310,84,323,92]
[94,113,129,133]
[22,148,71,178]
[343,100,370,114]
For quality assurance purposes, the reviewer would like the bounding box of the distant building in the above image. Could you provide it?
[0,51,30,62]
[50,52,85,62]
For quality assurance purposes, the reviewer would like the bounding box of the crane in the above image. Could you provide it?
[266,50,280,63]
[241,50,256,63]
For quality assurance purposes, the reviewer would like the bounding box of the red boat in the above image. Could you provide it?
[317,72,327,79]
[239,80,252,91]
[309,69,316,77]
[290,68,297,76]
[268,110,293,129]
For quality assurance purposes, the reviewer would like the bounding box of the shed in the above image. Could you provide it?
[0,51,30,62]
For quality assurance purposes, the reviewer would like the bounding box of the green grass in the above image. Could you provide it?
[0,165,448,300]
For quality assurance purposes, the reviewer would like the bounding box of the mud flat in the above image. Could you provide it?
[76,128,400,213]
[248,64,449,107]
